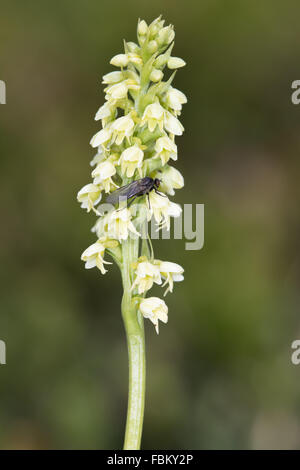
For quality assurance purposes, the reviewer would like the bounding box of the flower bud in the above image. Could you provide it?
[147,40,158,54]
[149,17,165,38]
[105,81,128,100]
[153,44,173,69]
[127,42,140,54]
[149,24,159,37]
[110,54,128,67]
[138,19,148,36]
[167,57,186,69]
[157,26,175,47]
[127,53,143,66]
[102,71,124,84]
[150,69,163,82]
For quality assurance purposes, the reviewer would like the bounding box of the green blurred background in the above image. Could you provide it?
[1,0,300,449]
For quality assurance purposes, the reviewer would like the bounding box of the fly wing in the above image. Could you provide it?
[106,181,141,204]
[106,178,154,205]
[122,177,154,198]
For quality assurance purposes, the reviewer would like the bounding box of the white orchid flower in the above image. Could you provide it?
[139,297,168,334]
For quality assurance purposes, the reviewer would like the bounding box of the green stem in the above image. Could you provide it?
[121,236,146,450]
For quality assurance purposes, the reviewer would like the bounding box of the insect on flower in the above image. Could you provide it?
[106,176,165,207]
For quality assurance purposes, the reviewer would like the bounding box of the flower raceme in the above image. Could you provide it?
[77,16,186,334]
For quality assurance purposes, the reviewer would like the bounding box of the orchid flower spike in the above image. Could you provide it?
[77,16,187,451]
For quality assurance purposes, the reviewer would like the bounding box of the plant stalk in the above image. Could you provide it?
[121,236,146,450]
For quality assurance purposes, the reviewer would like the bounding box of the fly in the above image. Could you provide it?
[106,177,164,207]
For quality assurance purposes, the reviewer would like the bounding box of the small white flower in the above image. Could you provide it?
[127,53,143,66]
[165,86,187,112]
[140,103,165,132]
[110,54,129,67]
[164,110,184,136]
[126,69,140,83]
[77,183,102,212]
[167,200,182,218]
[91,214,108,238]
[125,79,140,93]
[131,259,162,294]
[147,192,182,230]
[167,57,186,69]
[139,297,168,334]
[92,161,117,193]
[102,71,124,84]
[150,69,163,82]
[107,208,140,241]
[158,166,184,195]
[95,100,116,121]
[155,135,177,165]
[111,114,135,145]
[81,240,112,274]
[158,261,184,295]
[90,126,112,148]
[90,147,105,167]
[119,145,144,178]
[105,81,129,100]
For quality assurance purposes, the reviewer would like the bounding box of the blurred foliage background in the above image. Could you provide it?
[0,0,300,449]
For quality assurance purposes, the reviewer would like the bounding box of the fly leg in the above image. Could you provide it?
[126,196,138,209]
[147,193,151,211]
[154,189,167,198]
[116,196,137,212]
